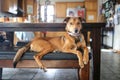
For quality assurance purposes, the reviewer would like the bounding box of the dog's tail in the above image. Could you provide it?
[13,42,31,68]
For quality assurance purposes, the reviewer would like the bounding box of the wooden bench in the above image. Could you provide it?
[0,23,105,80]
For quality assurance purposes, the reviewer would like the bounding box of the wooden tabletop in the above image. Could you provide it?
[0,23,105,31]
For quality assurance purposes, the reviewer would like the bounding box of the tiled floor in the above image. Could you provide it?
[100,51,120,80]
[1,50,120,80]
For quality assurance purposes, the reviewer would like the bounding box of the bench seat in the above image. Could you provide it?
[0,47,78,60]
[0,41,91,80]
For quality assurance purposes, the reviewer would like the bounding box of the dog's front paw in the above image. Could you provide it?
[79,61,84,68]
[83,53,89,65]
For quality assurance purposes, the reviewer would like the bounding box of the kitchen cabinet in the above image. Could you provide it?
[55,2,67,18]
[55,2,84,18]
[22,0,37,16]
[85,1,97,10]
[67,2,84,8]
[85,1,98,22]
[1,0,10,12]
[1,0,18,14]
[33,1,37,17]
[86,11,97,22]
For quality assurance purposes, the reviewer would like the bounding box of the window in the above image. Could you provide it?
[41,5,54,22]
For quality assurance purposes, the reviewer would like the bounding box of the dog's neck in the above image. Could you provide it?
[67,31,82,43]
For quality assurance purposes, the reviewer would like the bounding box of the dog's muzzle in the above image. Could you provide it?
[74,29,79,33]
[68,31,80,37]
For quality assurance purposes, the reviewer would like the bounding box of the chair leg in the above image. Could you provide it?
[0,68,2,79]
[78,62,90,80]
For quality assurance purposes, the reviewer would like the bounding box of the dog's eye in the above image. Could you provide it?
[70,22,73,25]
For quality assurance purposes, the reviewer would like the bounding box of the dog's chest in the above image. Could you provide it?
[67,37,82,50]
[75,36,82,44]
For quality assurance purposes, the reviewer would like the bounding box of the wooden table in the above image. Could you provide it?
[0,23,105,80]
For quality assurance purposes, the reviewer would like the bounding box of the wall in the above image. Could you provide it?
[113,25,120,50]
[39,0,85,23]
[103,31,113,47]
[98,0,114,48]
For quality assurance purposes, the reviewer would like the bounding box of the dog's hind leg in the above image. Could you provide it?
[33,47,53,72]
[13,42,31,68]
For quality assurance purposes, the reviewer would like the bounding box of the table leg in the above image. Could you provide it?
[91,28,101,80]
[6,32,14,46]
[79,62,90,80]
[0,68,2,79]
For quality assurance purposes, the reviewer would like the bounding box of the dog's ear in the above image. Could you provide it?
[63,17,71,23]
[78,17,86,23]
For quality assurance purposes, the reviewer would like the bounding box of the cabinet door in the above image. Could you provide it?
[1,0,10,12]
[1,0,17,14]
[86,11,97,22]
[85,1,97,10]
[25,0,37,16]
[85,1,98,22]
[55,2,67,18]
[67,2,84,8]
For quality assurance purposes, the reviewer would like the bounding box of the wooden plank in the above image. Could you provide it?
[0,60,79,68]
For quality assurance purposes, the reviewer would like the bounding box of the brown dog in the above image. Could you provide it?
[13,17,89,71]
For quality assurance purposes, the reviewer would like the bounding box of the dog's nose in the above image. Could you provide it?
[75,29,78,33]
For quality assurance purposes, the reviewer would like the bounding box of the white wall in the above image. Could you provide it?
[98,0,114,48]
[113,25,120,50]
[103,31,113,47]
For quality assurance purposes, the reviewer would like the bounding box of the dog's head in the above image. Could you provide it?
[64,17,85,36]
